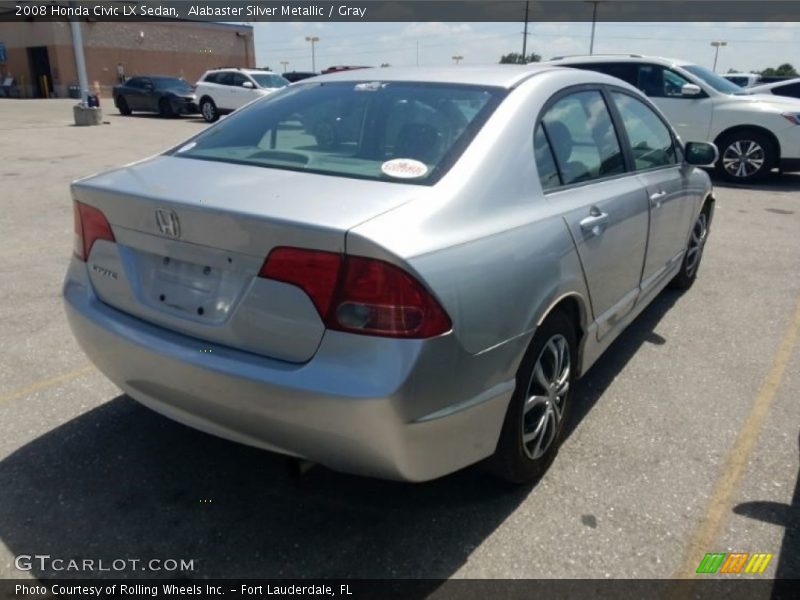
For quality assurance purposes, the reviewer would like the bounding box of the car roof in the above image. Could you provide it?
[303,65,564,89]
[547,54,691,68]
[206,68,276,74]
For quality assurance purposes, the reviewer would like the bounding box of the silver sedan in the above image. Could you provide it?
[63,65,717,482]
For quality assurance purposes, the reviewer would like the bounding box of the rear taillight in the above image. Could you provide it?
[259,247,343,316]
[73,201,115,261]
[259,247,451,339]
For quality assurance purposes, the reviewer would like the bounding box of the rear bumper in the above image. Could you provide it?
[63,260,520,481]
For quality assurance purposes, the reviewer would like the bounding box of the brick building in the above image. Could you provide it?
[0,20,255,98]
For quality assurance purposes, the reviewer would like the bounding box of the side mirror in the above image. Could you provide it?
[242,81,255,89]
[684,141,718,167]
[681,83,703,97]
[144,83,154,92]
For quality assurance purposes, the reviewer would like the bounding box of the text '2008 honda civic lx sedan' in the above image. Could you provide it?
[64,65,718,483]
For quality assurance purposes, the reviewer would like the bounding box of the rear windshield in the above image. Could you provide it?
[251,73,289,88]
[172,81,506,185]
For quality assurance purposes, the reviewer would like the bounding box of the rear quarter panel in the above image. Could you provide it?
[348,69,598,356]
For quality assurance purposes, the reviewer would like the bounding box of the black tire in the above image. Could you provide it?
[670,206,711,291]
[158,97,175,118]
[715,130,776,183]
[116,96,131,116]
[489,309,576,484]
[200,98,219,123]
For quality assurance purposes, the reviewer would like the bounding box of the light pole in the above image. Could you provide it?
[521,0,529,62]
[452,55,463,65]
[305,36,319,72]
[587,1,601,55]
[710,41,727,72]
[280,61,289,72]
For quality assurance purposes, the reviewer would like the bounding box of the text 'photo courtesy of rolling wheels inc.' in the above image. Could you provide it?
[0,1,799,599]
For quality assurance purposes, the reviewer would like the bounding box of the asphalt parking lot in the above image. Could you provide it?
[0,99,798,585]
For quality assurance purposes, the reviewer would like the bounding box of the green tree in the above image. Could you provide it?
[499,52,541,65]
[760,63,797,77]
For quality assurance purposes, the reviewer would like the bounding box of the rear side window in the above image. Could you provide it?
[772,82,800,98]
[611,92,677,170]
[540,90,625,185]
[570,62,638,87]
[173,81,505,185]
[534,124,560,190]
[203,73,221,84]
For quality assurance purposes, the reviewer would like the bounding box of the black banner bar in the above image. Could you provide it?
[1,579,800,600]
[2,0,800,22]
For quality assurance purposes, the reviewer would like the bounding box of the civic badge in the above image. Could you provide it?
[155,208,181,239]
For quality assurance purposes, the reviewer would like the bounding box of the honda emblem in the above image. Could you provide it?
[155,208,181,238]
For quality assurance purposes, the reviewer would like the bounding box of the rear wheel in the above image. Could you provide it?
[489,309,576,484]
[200,98,219,123]
[116,96,131,116]
[670,207,710,290]
[716,130,776,182]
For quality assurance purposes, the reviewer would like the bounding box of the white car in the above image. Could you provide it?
[722,73,761,88]
[195,68,289,123]
[549,55,800,181]
[746,78,800,100]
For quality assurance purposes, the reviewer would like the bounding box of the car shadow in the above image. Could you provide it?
[106,113,200,121]
[0,290,685,581]
[732,432,800,592]
[565,289,681,441]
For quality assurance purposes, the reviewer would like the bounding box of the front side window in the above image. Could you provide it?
[540,90,625,185]
[636,65,694,98]
[126,77,143,89]
[173,81,505,185]
[251,73,289,89]
[229,73,250,87]
[611,92,677,170]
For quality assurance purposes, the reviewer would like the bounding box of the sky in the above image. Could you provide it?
[251,21,800,74]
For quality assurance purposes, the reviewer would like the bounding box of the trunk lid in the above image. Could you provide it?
[72,155,421,362]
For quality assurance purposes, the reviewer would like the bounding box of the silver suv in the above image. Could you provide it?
[549,55,800,182]
[195,68,289,123]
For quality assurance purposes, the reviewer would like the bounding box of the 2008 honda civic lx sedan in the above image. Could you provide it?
[64,65,718,483]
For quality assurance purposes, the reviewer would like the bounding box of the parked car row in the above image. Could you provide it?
[113,68,291,122]
[548,55,800,182]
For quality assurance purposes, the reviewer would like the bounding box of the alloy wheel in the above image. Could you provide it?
[722,139,765,179]
[201,101,215,121]
[685,212,708,278]
[522,334,570,460]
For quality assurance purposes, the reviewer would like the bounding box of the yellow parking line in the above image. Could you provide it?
[0,364,95,406]
[674,294,800,581]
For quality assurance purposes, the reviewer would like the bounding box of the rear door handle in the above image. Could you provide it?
[580,209,609,236]
[650,190,667,208]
